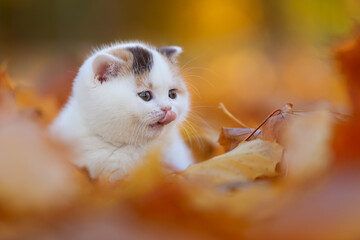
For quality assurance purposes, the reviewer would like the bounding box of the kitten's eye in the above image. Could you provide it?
[168,89,177,99]
[138,91,152,101]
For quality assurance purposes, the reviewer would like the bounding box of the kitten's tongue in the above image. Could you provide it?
[158,111,176,125]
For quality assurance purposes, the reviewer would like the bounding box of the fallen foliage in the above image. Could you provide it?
[1,34,360,240]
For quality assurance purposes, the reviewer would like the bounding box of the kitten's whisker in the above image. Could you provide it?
[180,50,209,71]
[190,105,214,110]
[181,65,218,87]
[186,119,212,144]
[131,124,140,145]
[186,82,201,98]
[181,121,196,147]
[183,74,215,88]
[182,66,218,77]
[183,119,205,149]
[181,124,194,147]
[187,113,211,130]
[133,119,147,145]
[135,125,142,145]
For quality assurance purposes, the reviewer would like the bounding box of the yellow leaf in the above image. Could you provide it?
[178,139,283,186]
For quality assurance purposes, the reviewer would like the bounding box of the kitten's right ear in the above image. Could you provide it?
[92,50,131,84]
[157,46,183,63]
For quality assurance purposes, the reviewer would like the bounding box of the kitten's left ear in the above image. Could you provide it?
[157,46,183,63]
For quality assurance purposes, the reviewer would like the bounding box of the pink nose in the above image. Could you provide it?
[161,106,172,112]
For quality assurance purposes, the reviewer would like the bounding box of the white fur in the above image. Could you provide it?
[50,42,193,181]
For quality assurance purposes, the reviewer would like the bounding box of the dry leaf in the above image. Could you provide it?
[218,103,294,151]
[261,103,294,143]
[218,127,262,152]
[178,139,283,186]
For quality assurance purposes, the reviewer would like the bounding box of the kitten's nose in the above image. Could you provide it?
[161,106,172,112]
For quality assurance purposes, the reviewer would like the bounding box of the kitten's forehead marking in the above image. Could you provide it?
[126,47,153,75]
[103,45,181,90]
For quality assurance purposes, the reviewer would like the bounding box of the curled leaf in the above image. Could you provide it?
[261,103,295,143]
[218,127,262,152]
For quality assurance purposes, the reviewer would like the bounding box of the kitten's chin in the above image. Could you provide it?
[148,123,165,131]
[148,121,169,131]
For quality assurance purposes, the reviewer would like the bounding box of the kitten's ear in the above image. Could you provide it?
[92,49,131,84]
[157,46,183,63]
[92,54,122,84]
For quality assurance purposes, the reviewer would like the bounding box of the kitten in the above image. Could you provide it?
[50,41,193,181]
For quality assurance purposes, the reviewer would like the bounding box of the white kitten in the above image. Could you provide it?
[50,41,193,181]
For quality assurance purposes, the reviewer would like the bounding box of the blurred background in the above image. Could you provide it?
[1,0,359,130]
[2,2,360,239]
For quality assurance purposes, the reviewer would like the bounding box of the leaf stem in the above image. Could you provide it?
[243,108,282,142]
[218,102,249,128]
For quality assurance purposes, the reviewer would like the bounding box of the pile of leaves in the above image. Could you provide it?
[0,36,360,240]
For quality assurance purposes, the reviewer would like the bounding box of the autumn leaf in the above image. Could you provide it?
[178,139,283,186]
[261,103,294,143]
[218,103,294,151]
[333,34,360,163]
[0,63,58,124]
[218,127,262,152]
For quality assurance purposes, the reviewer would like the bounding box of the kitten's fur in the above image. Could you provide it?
[50,42,193,181]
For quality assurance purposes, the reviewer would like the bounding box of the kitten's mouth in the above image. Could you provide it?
[149,111,177,129]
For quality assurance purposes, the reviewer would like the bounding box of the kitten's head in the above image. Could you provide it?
[74,42,189,145]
